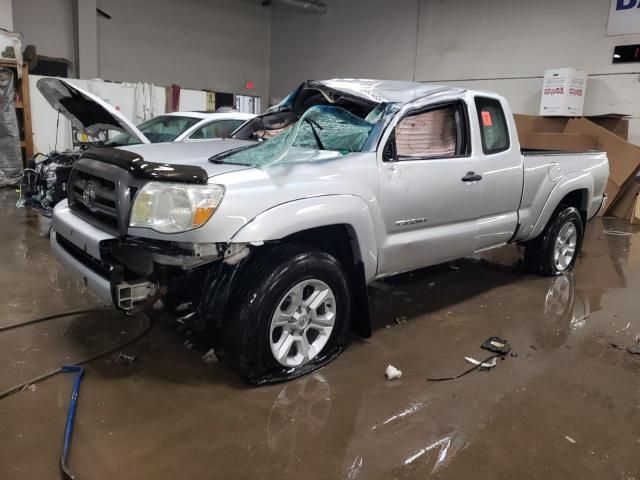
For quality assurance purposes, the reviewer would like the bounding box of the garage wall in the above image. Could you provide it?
[270,0,640,143]
[269,0,420,105]
[96,0,270,102]
[416,0,640,145]
[0,0,12,31]
[12,0,75,63]
[11,0,270,104]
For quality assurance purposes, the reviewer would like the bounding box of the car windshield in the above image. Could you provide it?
[106,115,201,146]
[211,105,387,167]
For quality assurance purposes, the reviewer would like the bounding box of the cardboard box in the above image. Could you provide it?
[539,68,587,117]
[609,183,640,219]
[521,132,597,152]
[588,114,630,141]
[514,113,640,216]
[564,118,640,202]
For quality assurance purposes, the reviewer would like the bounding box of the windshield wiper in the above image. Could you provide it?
[304,118,326,150]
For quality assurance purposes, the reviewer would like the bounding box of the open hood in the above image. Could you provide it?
[36,77,150,144]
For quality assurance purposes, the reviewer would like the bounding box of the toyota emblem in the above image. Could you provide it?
[83,181,97,209]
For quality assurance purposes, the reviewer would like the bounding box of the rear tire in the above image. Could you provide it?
[525,206,584,276]
[219,244,351,384]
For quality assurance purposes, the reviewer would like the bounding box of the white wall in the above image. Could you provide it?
[416,0,640,144]
[0,0,12,30]
[11,0,271,104]
[96,0,271,103]
[12,0,75,63]
[269,0,420,105]
[270,0,640,143]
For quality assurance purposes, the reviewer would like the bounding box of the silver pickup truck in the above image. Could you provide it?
[50,79,609,384]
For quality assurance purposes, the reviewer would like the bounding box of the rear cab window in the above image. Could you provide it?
[474,97,510,154]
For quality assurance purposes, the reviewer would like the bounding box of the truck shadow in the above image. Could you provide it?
[366,249,527,333]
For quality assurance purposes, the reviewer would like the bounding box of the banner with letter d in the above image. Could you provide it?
[609,0,640,35]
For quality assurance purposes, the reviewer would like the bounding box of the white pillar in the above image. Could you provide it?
[75,0,98,78]
[0,0,13,31]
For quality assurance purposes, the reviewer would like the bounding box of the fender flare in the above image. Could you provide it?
[524,171,594,242]
[230,194,379,282]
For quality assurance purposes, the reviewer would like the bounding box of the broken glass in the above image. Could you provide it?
[212,105,379,167]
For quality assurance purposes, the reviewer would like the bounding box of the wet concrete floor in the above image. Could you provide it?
[1,190,640,479]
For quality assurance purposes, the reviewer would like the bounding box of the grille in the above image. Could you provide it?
[67,157,144,236]
[69,169,119,230]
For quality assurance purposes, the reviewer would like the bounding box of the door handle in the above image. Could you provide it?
[461,171,482,182]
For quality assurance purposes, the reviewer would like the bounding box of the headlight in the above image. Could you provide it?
[129,182,224,233]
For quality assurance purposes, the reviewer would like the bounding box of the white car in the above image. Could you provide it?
[106,111,256,146]
[36,77,255,146]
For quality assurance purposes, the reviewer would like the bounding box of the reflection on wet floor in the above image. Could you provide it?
[1,189,640,479]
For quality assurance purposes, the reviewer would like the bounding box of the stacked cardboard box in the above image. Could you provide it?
[514,114,640,222]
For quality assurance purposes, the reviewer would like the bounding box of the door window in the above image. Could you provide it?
[394,103,468,160]
[474,97,509,154]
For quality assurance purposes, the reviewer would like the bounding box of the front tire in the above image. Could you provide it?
[525,206,584,276]
[220,244,351,384]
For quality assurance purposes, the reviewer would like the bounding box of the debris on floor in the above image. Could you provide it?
[202,348,218,364]
[603,229,633,236]
[428,336,512,382]
[464,356,497,368]
[627,345,640,355]
[20,384,37,393]
[565,435,577,444]
[385,364,403,380]
[115,353,138,366]
[395,316,407,325]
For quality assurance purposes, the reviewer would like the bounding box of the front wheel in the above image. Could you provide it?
[219,244,351,384]
[525,206,584,276]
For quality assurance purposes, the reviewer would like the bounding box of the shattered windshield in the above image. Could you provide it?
[212,105,381,167]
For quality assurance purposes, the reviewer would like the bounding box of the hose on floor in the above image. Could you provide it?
[0,309,152,400]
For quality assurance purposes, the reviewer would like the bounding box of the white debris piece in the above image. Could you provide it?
[385,364,403,380]
[565,435,577,444]
[603,229,632,236]
[202,348,218,364]
[464,356,497,368]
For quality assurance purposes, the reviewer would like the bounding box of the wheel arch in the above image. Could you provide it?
[524,172,593,242]
[230,195,378,338]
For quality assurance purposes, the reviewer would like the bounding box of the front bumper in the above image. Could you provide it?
[51,230,114,305]
[51,201,117,305]
[51,200,227,312]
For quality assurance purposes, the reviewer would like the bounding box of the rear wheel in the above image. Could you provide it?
[525,206,584,276]
[219,244,350,384]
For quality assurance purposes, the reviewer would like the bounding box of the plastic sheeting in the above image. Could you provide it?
[217,105,376,167]
[395,105,457,158]
[0,67,21,186]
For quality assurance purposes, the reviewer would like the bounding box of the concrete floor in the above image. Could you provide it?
[1,190,640,479]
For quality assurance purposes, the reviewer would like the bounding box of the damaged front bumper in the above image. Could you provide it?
[51,201,249,319]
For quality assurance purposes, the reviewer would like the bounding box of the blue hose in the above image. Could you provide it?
[60,366,84,480]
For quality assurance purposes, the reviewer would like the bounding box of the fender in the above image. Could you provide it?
[230,194,379,282]
[524,171,594,242]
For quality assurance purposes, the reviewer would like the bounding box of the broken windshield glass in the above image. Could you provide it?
[211,105,380,167]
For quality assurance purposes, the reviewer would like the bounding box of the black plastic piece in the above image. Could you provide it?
[81,146,209,184]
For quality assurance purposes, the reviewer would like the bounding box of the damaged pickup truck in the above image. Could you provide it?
[51,79,609,384]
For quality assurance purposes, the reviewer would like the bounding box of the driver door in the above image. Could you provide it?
[377,96,484,275]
